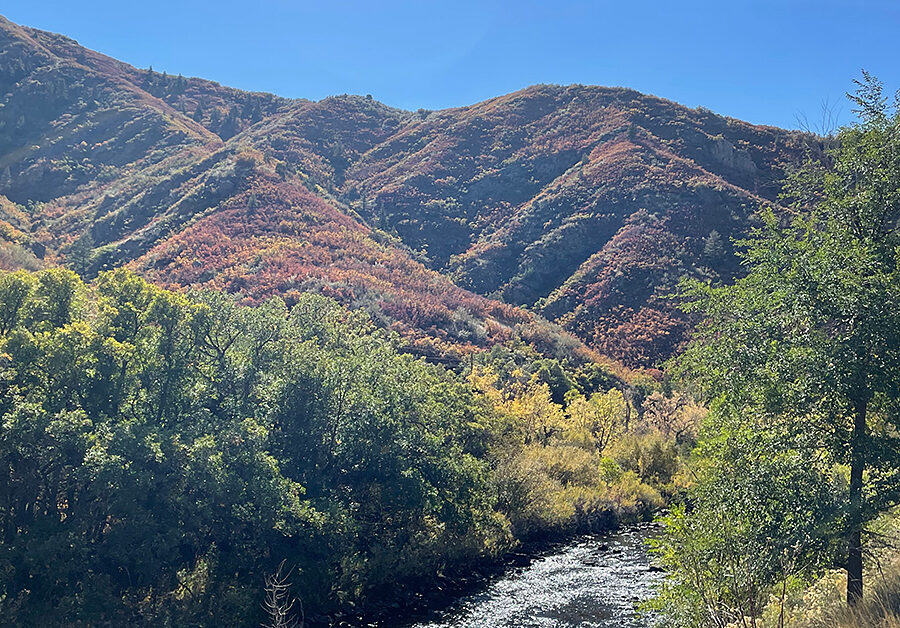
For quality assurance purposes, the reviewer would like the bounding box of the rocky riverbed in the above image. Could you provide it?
[399,523,663,628]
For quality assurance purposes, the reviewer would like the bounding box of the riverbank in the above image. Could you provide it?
[308,515,662,628]
[303,429,685,626]
[406,522,663,628]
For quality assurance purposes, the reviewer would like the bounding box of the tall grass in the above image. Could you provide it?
[819,565,900,628]
[768,557,900,628]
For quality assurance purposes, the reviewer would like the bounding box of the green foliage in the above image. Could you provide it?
[0,269,504,625]
[64,232,94,277]
[656,75,900,625]
[610,430,680,489]
[0,268,680,625]
[758,511,900,628]
[649,432,841,627]
[701,229,726,264]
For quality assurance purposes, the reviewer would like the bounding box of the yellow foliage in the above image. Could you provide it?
[640,391,705,441]
[760,512,900,628]
[469,366,569,446]
[506,381,567,445]
[468,365,677,537]
[468,365,504,405]
[565,388,625,453]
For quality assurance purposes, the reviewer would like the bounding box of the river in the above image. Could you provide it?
[400,522,663,628]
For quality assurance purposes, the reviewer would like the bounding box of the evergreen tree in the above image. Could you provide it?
[65,231,94,277]
[701,229,726,264]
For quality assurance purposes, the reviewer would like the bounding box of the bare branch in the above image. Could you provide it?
[262,560,303,628]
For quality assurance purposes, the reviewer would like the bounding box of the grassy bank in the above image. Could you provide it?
[757,512,900,628]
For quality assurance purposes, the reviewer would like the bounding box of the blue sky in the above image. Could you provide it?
[3,0,898,129]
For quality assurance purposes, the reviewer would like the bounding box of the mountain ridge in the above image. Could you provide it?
[0,15,815,366]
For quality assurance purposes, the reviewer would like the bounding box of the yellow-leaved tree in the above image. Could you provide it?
[565,389,626,454]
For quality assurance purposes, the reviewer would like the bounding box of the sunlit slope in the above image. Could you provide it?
[0,15,813,365]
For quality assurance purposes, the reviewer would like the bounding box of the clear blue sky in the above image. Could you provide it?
[3,0,898,129]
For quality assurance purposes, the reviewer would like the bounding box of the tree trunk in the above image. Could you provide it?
[847,527,862,605]
[847,397,866,606]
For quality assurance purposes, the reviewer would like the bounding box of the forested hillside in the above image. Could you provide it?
[0,16,552,362]
[0,15,814,366]
[0,267,690,624]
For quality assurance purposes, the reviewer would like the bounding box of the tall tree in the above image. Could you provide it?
[674,73,900,606]
[64,231,94,277]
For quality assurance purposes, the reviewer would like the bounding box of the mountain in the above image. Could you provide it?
[335,86,812,364]
[0,15,813,366]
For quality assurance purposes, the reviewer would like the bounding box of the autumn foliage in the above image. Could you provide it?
[0,16,814,366]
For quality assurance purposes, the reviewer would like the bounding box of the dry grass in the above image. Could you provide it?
[774,560,900,628]
[819,568,900,628]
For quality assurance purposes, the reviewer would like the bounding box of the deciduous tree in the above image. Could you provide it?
[673,73,900,607]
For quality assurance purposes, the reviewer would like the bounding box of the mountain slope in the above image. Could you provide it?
[0,16,814,366]
[0,17,572,361]
[336,85,809,364]
[0,16,220,203]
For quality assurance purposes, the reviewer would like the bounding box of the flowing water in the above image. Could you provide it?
[402,523,662,628]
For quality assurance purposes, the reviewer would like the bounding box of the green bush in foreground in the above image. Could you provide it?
[651,74,900,626]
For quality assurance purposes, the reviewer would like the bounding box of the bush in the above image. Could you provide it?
[609,430,680,489]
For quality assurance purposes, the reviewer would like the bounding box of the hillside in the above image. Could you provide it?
[337,86,811,364]
[0,17,552,361]
[0,15,813,366]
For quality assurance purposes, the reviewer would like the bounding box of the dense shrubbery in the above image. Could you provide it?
[131,168,549,360]
[762,513,900,628]
[0,268,681,625]
[467,360,691,539]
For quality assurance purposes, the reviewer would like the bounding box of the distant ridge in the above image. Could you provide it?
[0,15,814,366]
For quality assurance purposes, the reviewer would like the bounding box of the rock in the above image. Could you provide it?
[711,136,757,175]
[510,553,531,567]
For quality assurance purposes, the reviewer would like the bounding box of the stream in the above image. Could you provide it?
[400,522,663,628]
